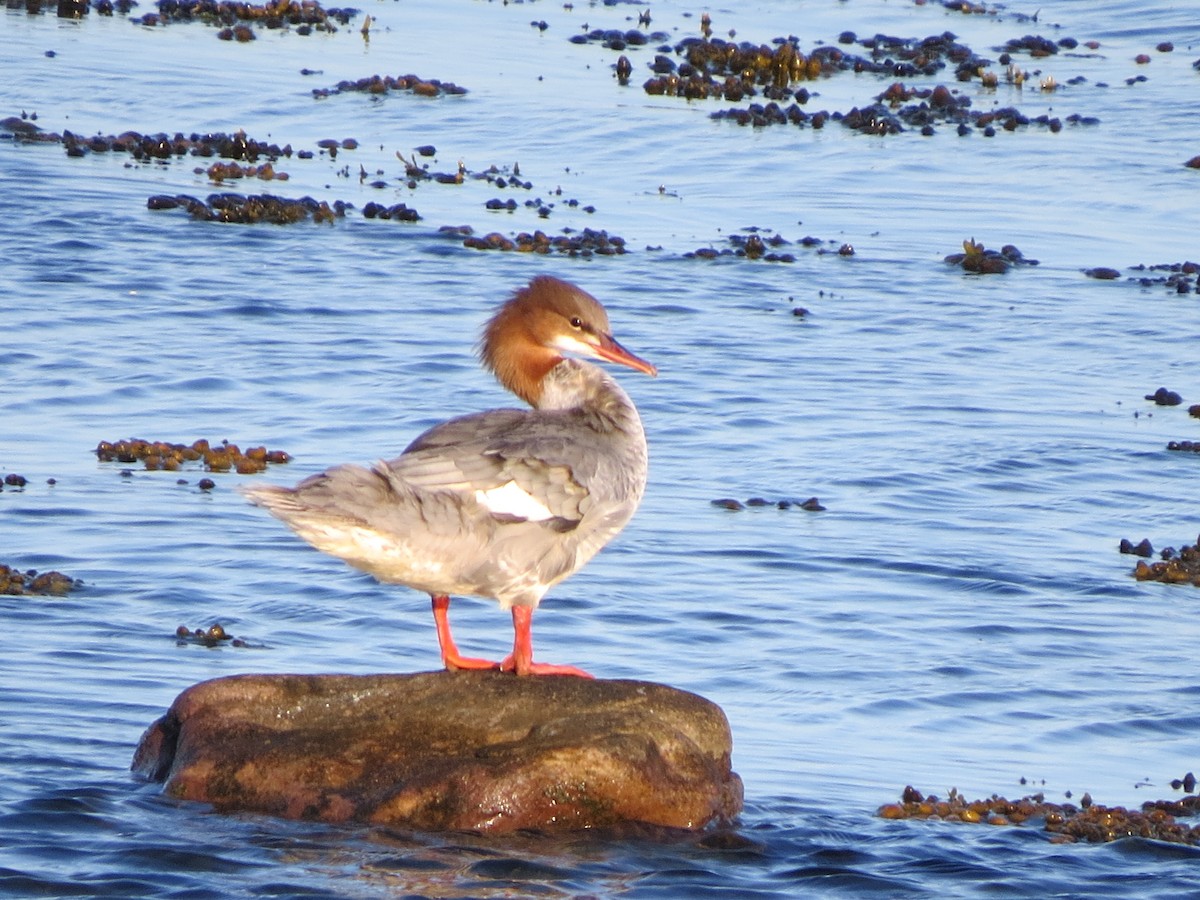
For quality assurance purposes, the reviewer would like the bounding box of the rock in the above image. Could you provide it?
[132,671,742,834]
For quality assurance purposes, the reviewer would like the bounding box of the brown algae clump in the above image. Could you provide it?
[945,238,1037,274]
[0,564,80,596]
[95,438,291,474]
[147,193,347,224]
[1128,534,1200,586]
[879,786,1200,845]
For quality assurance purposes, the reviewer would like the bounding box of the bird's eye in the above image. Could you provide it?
[569,316,583,329]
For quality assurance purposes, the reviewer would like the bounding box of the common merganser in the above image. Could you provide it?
[243,275,656,677]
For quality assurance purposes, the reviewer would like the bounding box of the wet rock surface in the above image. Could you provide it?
[0,564,81,596]
[879,785,1200,845]
[132,671,743,834]
[95,437,291,474]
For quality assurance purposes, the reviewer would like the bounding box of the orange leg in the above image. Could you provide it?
[500,605,593,678]
[431,594,499,671]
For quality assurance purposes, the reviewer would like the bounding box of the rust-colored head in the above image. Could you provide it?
[479,275,656,406]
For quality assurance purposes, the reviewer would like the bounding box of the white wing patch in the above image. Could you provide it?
[475,480,555,521]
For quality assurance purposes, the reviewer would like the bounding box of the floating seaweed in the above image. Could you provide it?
[15,0,136,15]
[147,192,347,224]
[1126,534,1200,586]
[461,227,627,257]
[139,0,358,34]
[569,27,669,51]
[636,28,994,107]
[1128,261,1200,294]
[175,622,259,648]
[312,73,468,100]
[1,473,29,490]
[626,23,1101,138]
[944,238,1037,274]
[362,201,420,222]
[879,785,1200,845]
[1145,386,1183,406]
[0,124,297,164]
[711,496,825,512]
[683,230,845,263]
[1118,538,1154,558]
[713,81,1091,137]
[1083,261,1200,294]
[199,160,289,182]
[0,564,81,596]
[95,437,290,474]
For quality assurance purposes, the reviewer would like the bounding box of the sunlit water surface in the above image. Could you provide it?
[3,0,1200,895]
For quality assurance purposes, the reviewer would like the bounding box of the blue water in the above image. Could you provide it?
[3,0,1200,895]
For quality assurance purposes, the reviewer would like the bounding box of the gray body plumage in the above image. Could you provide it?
[243,359,648,610]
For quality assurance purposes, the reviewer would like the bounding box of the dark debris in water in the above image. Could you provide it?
[711,496,825,512]
[312,73,468,99]
[0,563,81,596]
[96,437,291,474]
[944,238,1036,274]
[879,785,1200,845]
[175,622,257,648]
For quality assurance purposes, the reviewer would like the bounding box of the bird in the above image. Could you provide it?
[242,275,656,677]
